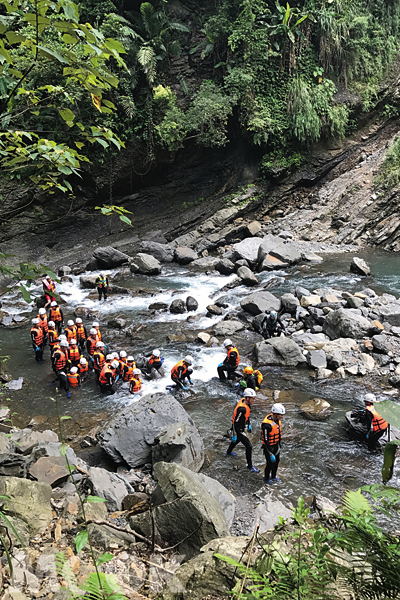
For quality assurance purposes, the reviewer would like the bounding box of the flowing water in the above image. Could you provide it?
[2,248,400,528]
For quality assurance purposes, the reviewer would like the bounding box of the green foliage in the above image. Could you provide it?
[376,136,400,189]
[260,150,304,178]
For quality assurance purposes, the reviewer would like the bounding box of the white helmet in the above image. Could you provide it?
[120,351,127,358]
[272,403,286,415]
[60,340,69,347]
[112,352,119,359]
[80,357,88,365]
[243,388,256,398]
[152,349,160,357]
[50,301,57,307]
[224,339,233,347]
[32,318,40,325]
[111,360,119,369]
[133,368,141,375]
[106,354,113,360]
[48,321,55,327]
[127,356,134,362]
[39,308,46,315]
[184,355,193,365]
[59,334,67,341]
[93,321,99,327]
[70,339,77,345]
[46,275,51,280]
[67,320,74,326]
[70,367,78,373]
[96,341,104,347]
[90,328,97,335]
[100,273,105,278]
[364,393,376,404]
[76,318,82,324]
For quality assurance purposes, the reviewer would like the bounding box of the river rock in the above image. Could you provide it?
[152,421,204,472]
[206,304,223,316]
[29,456,70,487]
[0,455,28,477]
[346,295,364,309]
[93,246,130,268]
[107,317,127,329]
[235,259,250,269]
[58,265,71,276]
[377,304,400,326]
[194,473,235,527]
[281,293,300,314]
[326,349,343,369]
[0,477,52,535]
[9,429,58,455]
[229,237,263,266]
[186,296,199,311]
[79,275,97,289]
[237,266,259,286]
[174,246,198,264]
[130,253,162,275]
[255,337,306,367]
[323,308,371,340]
[139,241,174,262]
[213,320,245,336]
[300,398,333,420]
[30,441,77,466]
[87,466,133,511]
[169,299,186,314]
[316,367,333,379]
[269,241,302,265]
[372,334,391,353]
[307,350,327,369]
[257,234,281,263]
[301,294,321,308]
[98,393,198,468]
[197,332,211,344]
[240,291,281,315]
[215,258,235,275]
[260,254,288,271]
[255,491,293,533]
[5,378,23,390]
[350,257,371,276]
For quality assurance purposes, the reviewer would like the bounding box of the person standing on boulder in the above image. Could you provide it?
[218,339,240,381]
[261,403,285,484]
[226,388,260,473]
[96,272,109,301]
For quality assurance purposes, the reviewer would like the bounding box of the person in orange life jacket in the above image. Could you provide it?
[48,321,59,351]
[145,349,164,374]
[99,360,119,394]
[261,403,285,484]
[42,275,56,308]
[67,366,81,388]
[92,322,102,342]
[95,273,109,301]
[31,318,44,362]
[226,388,260,473]
[122,356,136,382]
[64,320,77,343]
[54,339,69,374]
[171,355,193,390]
[119,351,127,371]
[68,339,81,368]
[37,308,49,345]
[51,335,67,371]
[78,357,89,381]
[56,370,71,398]
[129,368,142,394]
[363,393,389,449]
[111,352,121,376]
[49,301,64,334]
[93,342,106,379]
[75,318,87,352]
[86,328,98,357]
[218,339,240,381]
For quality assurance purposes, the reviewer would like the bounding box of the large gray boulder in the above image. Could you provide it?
[93,246,130,268]
[9,429,58,455]
[255,337,306,366]
[139,241,174,263]
[213,320,245,337]
[152,421,204,472]
[130,253,162,275]
[350,257,371,276]
[257,234,282,263]
[281,293,300,314]
[194,473,235,527]
[0,477,52,535]
[174,246,198,264]
[228,238,263,266]
[98,393,199,468]
[378,303,400,326]
[87,467,133,511]
[240,291,281,315]
[215,258,235,275]
[323,308,371,340]
[269,242,302,265]
[237,266,259,286]
[170,298,186,314]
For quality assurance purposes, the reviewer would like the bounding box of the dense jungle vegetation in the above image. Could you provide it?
[1,0,400,193]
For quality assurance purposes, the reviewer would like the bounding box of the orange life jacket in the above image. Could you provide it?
[171,359,188,378]
[93,351,105,371]
[51,342,60,356]
[366,405,388,432]
[76,323,86,341]
[227,346,240,367]
[48,328,59,347]
[86,336,97,356]
[31,326,44,346]
[55,350,68,371]
[68,345,80,364]
[78,363,89,375]
[130,377,142,393]
[148,355,161,368]
[262,414,282,446]
[254,370,263,387]
[123,364,134,382]
[94,329,102,342]
[65,325,77,342]
[99,364,115,385]
[232,398,251,424]
[38,314,48,334]
[50,307,62,322]
[67,372,80,387]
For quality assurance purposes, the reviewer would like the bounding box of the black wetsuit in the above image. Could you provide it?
[218,349,239,381]
[227,403,253,468]
[261,314,285,339]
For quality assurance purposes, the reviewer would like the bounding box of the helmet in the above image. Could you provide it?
[70,367,78,373]
[70,339,77,345]
[152,349,160,357]
[272,403,285,415]
[93,321,99,327]
[60,340,69,347]
[111,360,119,369]
[224,339,233,347]
[75,318,82,324]
[80,357,87,365]
[244,366,254,375]
[96,341,104,347]
[133,368,141,375]
[184,355,193,365]
[67,320,74,326]
[32,318,40,325]
[90,328,97,335]
[46,275,51,280]
[50,301,57,307]
[106,354,113,361]
[48,321,55,327]
[270,311,278,319]
[59,334,67,340]
[39,308,46,315]
[120,351,127,358]
[364,393,376,404]
[243,388,256,398]
[127,356,134,362]
[112,352,119,359]
[100,272,105,278]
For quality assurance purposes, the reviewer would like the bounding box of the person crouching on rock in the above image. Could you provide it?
[363,393,389,449]
[99,360,119,394]
[226,388,260,473]
[171,355,193,390]
[96,272,109,301]
[145,349,164,375]
[129,369,142,394]
[218,339,240,381]
[261,311,285,339]
[261,403,285,484]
